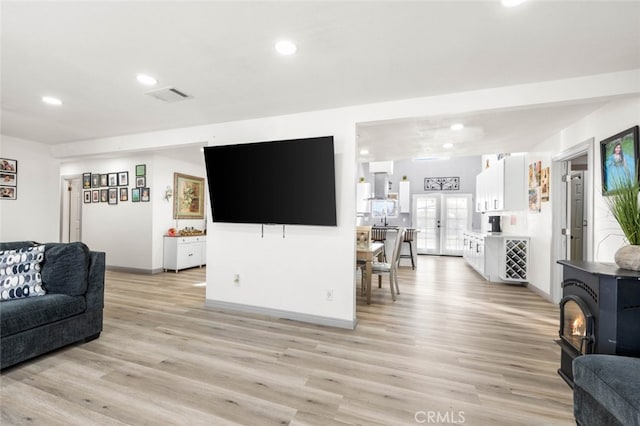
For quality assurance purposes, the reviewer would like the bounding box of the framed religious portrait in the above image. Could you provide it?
[600,126,639,195]
[173,173,204,219]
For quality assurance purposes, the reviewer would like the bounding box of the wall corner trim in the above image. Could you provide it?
[204,300,357,330]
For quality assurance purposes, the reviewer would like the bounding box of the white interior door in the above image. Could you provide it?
[61,177,82,243]
[570,171,585,261]
[413,193,472,256]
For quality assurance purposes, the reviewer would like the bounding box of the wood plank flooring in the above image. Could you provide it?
[1,256,573,425]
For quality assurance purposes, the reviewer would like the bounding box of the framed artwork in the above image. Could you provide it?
[0,172,16,186]
[83,191,91,203]
[83,172,91,189]
[141,187,150,202]
[100,174,108,187]
[0,158,17,173]
[529,188,541,212]
[91,173,100,188]
[528,161,541,189]
[108,188,118,205]
[541,167,550,202]
[118,171,129,186]
[600,125,639,195]
[100,189,108,203]
[136,164,146,177]
[424,177,460,191]
[92,190,99,203]
[136,176,145,187]
[108,173,118,187]
[0,186,16,200]
[131,188,140,202]
[119,187,128,202]
[173,173,205,219]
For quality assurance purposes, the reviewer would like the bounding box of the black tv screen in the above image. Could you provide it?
[203,136,337,226]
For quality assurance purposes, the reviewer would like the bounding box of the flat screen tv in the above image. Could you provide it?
[203,136,337,226]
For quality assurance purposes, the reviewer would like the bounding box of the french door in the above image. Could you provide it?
[412,193,472,256]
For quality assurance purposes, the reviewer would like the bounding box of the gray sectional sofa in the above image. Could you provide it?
[573,354,640,426]
[0,241,105,370]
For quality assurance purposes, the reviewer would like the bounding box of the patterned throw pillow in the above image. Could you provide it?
[0,245,46,301]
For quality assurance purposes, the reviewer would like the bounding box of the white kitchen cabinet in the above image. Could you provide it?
[475,156,525,212]
[163,235,206,272]
[356,182,371,213]
[398,181,410,213]
[462,231,528,283]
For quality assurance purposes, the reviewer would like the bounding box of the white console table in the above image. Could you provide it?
[163,235,206,272]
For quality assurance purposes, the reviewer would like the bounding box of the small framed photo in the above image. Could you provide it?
[100,174,108,187]
[119,187,128,201]
[135,176,146,187]
[108,188,118,205]
[0,158,17,173]
[0,186,16,200]
[83,191,91,203]
[118,171,129,186]
[131,188,140,202]
[600,125,639,195]
[92,190,99,203]
[100,189,108,203]
[141,187,150,202]
[83,173,91,189]
[136,164,146,177]
[91,173,100,188]
[108,173,118,187]
[0,172,16,186]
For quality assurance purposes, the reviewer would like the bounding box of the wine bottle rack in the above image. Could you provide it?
[501,238,529,282]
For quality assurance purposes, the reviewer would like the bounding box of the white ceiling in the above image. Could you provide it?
[2,1,640,162]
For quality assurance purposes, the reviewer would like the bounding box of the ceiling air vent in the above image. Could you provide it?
[145,87,193,103]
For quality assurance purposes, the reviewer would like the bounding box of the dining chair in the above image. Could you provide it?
[371,228,405,301]
[371,227,388,262]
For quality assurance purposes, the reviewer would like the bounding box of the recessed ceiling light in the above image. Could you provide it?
[136,73,158,86]
[443,143,454,149]
[450,123,464,131]
[41,96,62,106]
[501,0,527,7]
[360,149,369,155]
[275,40,297,55]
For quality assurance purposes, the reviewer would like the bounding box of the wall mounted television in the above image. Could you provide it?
[203,136,337,226]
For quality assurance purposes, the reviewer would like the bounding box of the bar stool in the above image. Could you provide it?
[399,228,416,269]
[371,227,387,262]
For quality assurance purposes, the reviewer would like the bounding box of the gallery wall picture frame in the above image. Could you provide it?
[173,172,205,219]
[0,172,16,186]
[100,189,108,203]
[119,187,128,202]
[91,174,100,188]
[108,188,118,205]
[0,158,17,173]
[108,173,118,187]
[131,188,140,202]
[141,187,150,202]
[83,173,91,189]
[600,125,639,195]
[83,191,91,203]
[118,171,129,187]
[1,186,16,200]
[92,190,99,203]
[136,164,146,177]
[100,174,108,187]
[135,176,145,187]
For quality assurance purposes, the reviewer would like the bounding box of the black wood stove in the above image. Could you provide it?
[557,260,640,386]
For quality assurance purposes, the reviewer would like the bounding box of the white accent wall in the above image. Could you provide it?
[0,135,60,243]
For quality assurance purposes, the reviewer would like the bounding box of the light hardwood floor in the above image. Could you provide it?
[1,256,573,425]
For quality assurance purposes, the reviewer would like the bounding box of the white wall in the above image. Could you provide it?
[0,135,60,243]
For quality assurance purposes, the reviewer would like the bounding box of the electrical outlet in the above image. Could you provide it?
[233,274,240,285]
[325,289,334,301]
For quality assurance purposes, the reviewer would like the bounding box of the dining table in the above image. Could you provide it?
[356,242,385,304]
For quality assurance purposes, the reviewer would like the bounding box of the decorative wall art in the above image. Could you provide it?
[118,171,129,187]
[136,176,145,187]
[108,173,118,187]
[92,190,99,203]
[83,191,91,204]
[108,188,118,205]
[83,172,91,189]
[100,189,108,203]
[541,167,550,202]
[173,173,204,219]
[100,174,108,187]
[600,126,639,195]
[119,187,128,202]
[1,158,18,200]
[91,174,100,188]
[529,188,541,212]
[136,164,146,177]
[141,187,150,202]
[528,161,541,189]
[131,188,140,202]
[424,177,460,191]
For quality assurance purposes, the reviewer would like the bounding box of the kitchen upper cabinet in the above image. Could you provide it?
[475,156,525,213]
[356,182,371,213]
[398,181,410,213]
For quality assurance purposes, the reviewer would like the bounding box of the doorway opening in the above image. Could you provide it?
[60,176,82,243]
